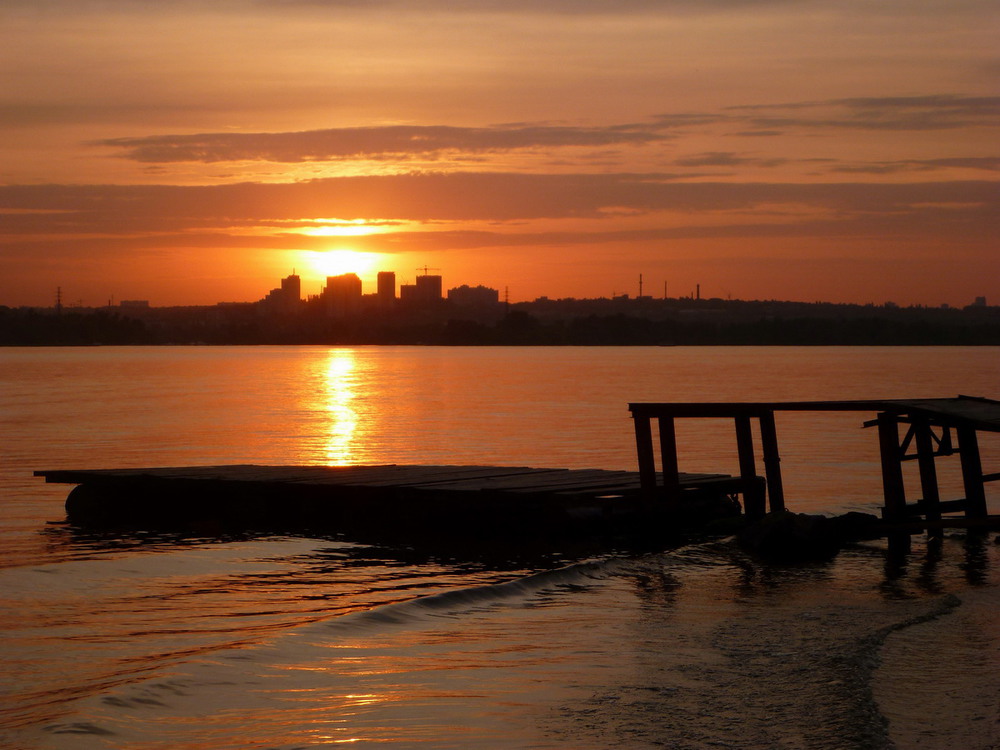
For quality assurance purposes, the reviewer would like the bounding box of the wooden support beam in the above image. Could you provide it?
[935,426,954,456]
[913,417,942,537]
[900,498,971,516]
[957,427,988,520]
[657,416,681,506]
[633,415,657,502]
[897,424,954,460]
[758,410,785,513]
[899,423,916,456]
[735,415,765,519]
[876,412,910,554]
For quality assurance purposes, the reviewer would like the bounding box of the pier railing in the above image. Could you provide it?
[629,397,1000,549]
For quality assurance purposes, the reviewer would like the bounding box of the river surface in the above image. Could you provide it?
[1,345,998,749]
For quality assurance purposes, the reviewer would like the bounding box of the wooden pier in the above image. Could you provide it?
[630,395,1000,551]
[36,395,999,553]
[35,464,746,542]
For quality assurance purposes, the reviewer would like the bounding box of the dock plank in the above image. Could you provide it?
[35,465,740,494]
[334,466,552,488]
[427,473,640,493]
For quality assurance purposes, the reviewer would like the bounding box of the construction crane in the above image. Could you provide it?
[415,265,441,276]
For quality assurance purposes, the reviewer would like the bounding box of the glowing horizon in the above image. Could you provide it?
[0,1,996,308]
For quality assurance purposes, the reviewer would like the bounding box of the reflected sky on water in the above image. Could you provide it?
[1,346,998,748]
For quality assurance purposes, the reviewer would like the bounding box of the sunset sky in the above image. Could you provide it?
[1,0,997,308]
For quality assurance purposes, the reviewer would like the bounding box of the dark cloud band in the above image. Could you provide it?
[95,124,670,164]
[2,174,995,236]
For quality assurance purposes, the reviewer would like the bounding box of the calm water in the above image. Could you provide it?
[1,346,999,749]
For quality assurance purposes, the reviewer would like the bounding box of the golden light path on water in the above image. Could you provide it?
[322,349,360,465]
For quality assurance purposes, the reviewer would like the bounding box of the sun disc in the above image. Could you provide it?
[306,250,377,278]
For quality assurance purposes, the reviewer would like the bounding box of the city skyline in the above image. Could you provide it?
[1,1,997,309]
[29,266,991,313]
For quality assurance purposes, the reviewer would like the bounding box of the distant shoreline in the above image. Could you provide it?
[3,297,998,347]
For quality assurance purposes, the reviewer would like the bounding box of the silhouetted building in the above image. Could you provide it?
[260,273,301,313]
[377,271,396,307]
[399,275,443,307]
[399,283,417,302]
[281,274,300,302]
[416,274,442,302]
[323,273,362,317]
[448,284,499,307]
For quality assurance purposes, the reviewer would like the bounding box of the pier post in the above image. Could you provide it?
[913,417,942,538]
[876,412,910,554]
[735,415,765,519]
[633,415,657,503]
[957,426,988,520]
[658,417,681,506]
[758,410,785,513]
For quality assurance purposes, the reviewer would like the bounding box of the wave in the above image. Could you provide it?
[310,557,617,634]
[20,539,1000,750]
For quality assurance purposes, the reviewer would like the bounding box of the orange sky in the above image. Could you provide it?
[1,0,997,308]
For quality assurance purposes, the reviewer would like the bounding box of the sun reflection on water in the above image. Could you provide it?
[323,350,359,465]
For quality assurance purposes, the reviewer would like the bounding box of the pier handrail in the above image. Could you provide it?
[629,396,1000,430]
[628,396,999,531]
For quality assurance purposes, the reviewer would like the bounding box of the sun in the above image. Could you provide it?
[304,249,378,278]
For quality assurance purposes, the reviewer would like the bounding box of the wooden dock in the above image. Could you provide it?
[35,464,747,541]
[36,395,999,553]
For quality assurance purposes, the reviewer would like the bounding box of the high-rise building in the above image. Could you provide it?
[323,273,363,316]
[399,283,417,302]
[281,274,300,303]
[260,273,302,313]
[377,271,396,306]
[415,274,442,302]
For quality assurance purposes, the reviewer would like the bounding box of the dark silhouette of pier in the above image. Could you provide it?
[630,395,1000,552]
[35,464,742,543]
[35,396,999,554]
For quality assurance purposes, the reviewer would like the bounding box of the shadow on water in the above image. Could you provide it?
[880,531,994,596]
[592,535,999,750]
[39,517,683,574]
[42,506,998,592]
[29,516,1000,750]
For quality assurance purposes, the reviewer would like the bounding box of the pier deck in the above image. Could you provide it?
[35,464,747,539]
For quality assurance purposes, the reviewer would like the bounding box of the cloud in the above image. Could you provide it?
[91,95,1000,168]
[94,124,670,164]
[236,0,1000,18]
[728,95,1000,131]
[831,157,1000,174]
[674,152,787,168]
[10,0,812,15]
[2,173,995,239]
